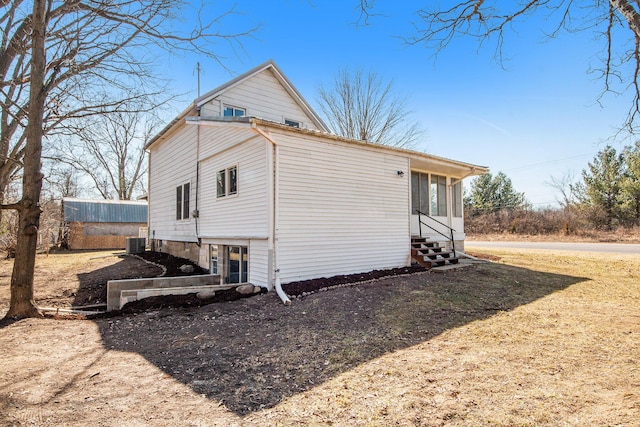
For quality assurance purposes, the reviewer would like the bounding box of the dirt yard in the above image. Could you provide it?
[1,248,638,426]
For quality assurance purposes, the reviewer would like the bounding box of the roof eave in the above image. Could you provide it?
[145,103,196,150]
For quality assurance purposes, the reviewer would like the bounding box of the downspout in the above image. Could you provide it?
[252,123,290,304]
[194,110,201,247]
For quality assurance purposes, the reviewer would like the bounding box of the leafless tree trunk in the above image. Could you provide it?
[0,1,254,319]
[4,0,48,319]
[317,68,424,148]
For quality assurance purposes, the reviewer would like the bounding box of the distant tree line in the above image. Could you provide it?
[465,142,640,235]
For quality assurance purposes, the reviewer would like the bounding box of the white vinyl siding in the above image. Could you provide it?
[248,239,269,288]
[200,69,319,130]
[149,125,197,241]
[198,138,269,239]
[274,132,410,283]
[197,126,259,161]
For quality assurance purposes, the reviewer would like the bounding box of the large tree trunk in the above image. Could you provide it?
[5,0,47,319]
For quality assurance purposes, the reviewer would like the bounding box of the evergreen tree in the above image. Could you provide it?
[465,172,527,214]
[621,141,640,225]
[577,146,625,229]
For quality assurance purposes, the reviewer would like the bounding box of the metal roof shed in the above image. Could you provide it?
[62,198,148,223]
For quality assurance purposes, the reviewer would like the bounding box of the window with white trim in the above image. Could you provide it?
[176,182,190,220]
[210,245,218,274]
[226,245,248,283]
[216,165,238,198]
[223,105,245,117]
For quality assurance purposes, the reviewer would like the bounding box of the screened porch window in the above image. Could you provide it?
[452,180,463,218]
[431,175,447,216]
[411,171,429,215]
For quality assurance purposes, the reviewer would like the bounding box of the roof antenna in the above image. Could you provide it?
[194,62,203,97]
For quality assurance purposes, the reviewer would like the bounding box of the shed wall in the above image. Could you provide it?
[67,222,145,250]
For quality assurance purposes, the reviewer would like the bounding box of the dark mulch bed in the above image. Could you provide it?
[93,253,427,316]
[282,265,427,297]
[135,251,208,276]
[118,288,267,315]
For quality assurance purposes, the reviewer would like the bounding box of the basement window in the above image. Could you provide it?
[226,245,248,283]
[210,245,218,275]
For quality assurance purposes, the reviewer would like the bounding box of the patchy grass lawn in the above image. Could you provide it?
[0,248,638,426]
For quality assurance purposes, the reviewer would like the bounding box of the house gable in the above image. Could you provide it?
[196,60,328,132]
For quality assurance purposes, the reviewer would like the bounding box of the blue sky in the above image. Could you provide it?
[163,1,636,207]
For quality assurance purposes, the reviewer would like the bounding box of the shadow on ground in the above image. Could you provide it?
[94,261,586,415]
[73,255,163,307]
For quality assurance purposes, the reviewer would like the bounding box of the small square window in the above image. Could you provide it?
[284,119,300,128]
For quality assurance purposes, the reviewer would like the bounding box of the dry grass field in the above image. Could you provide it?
[0,248,638,426]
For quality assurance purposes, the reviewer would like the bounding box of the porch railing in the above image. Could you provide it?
[415,209,456,257]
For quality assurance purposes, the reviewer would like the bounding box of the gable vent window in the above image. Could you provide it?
[217,165,238,198]
[284,119,300,128]
[223,105,245,117]
[176,182,190,220]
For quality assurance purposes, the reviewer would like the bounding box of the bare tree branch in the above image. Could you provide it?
[0,0,256,202]
[356,0,640,133]
[317,67,425,148]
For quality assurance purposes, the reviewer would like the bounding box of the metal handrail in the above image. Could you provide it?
[415,209,456,257]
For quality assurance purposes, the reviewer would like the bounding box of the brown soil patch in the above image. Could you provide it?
[1,249,639,426]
